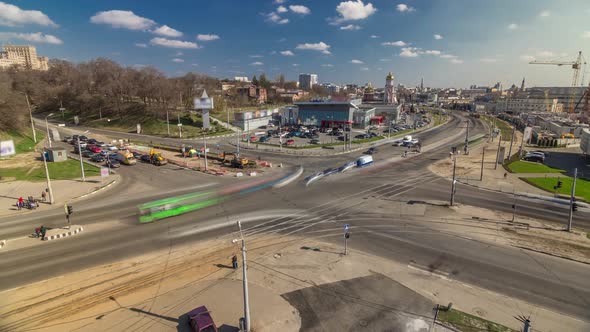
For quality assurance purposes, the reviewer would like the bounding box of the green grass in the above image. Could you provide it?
[1,158,100,182]
[437,308,516,332]
[521,176,590,202]
[0,130,45,154]
[507,161,565,174]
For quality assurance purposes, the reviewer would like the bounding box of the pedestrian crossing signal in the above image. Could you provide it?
[67,205,73,215]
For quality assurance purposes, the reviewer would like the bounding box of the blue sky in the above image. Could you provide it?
[1,0,589,88]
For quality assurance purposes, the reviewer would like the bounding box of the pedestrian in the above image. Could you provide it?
[16,199,21,210]
[232,254,238,269]
[504,172,508,179]
[41,191,46,202]
[18,196,24,210]
[40,225,46,239]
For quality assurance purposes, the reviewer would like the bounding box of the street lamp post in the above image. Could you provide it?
[25,92,37,143]
[233,221,251,332]
[41,149,55,204]
[78,130,89,182]
[45,113,55,147]
[450,155,457,206]
[203,132,208,172]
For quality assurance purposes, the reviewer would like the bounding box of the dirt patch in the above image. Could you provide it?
[0,152,42,169]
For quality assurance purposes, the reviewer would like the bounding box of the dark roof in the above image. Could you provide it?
[188,306,215,328]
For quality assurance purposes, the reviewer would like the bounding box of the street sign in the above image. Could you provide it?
[0,140,15,157]
[100,167,109,177]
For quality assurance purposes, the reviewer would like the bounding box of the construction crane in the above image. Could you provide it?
[530,51,587,113]
[529,51,586,87]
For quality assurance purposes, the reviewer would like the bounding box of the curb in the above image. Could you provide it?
[74,179,117,199]
[43,226,84,241]
[513,245,590,266]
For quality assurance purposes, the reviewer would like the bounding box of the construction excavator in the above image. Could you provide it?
[222,152,252,169]
[181,145,198,157]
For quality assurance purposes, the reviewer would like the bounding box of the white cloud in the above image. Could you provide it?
[267,12,289,24]
[197,34,220,41]
[440,54,457,59]
[292,63,300,67]
[370,35,379,38]
[250,61,264,66]
[583,31,590,38]
[381,40,407,47]
[289,5,311,15]
[333,0,377,23]
[250,55,264,58]
[450,58,464,64]
[340,24,361,30]
[520,54,535,62]
[507,23,518,30]
[350,59,364,64]
[175,51,183,56]
[321,64,334,67]
[360,67,369,71]
[274,0,286,3]
[399,47,419,57]
[433,34,443,40]
[172,58,184,63]
[424,50,441,55]
[135,43,147,48]
[0,2,58,27]
[539,10,550,18]
[152,25,182,37]
[480,58,498,63]
[296,41,331,54]
[150,37,198,49]
[90,10,156,30]
[280,50,294,56]
[379,58,391,62]
[396,4,415,13]
[192,63,199,67]
[536,50,554,58]
[277,5,288,13]
[0,32,62,44]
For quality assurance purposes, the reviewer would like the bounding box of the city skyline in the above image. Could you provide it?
[0,0,589,88]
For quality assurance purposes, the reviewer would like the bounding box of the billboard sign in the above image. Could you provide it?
[194,90,213,110]
[0,140,15,157]
[101,167,109,177]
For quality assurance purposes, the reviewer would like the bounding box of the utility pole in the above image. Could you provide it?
[512,192,517,222]
[480,147,485,181]
[279,118,282,152]
[25,92,37,143]
[77,138,86,182]
[45,113,54,147]
[507,126,515,161]
[567,168,578,232]
[41,149,54,204]
[178,113,182,138]
[59,99,65,119]
[523,319,531,332]
[233,221,251,332]
[203,132,208,172]
[464,120,469,155]
[450,155,457,206]
[494,136,502,170]
[166,110,170,136]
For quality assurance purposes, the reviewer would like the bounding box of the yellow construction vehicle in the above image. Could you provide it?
[149,148,168,166]
[561,133,574,139]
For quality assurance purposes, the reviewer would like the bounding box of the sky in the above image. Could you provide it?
[1,0,590,88]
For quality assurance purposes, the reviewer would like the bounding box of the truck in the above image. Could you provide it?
[149,148,168,166]
[357,155,373,167]
[115,149,137,165]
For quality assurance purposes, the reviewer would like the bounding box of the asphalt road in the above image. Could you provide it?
[3,112,589,323]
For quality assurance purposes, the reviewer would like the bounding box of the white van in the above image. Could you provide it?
[403,135,412,142]
[357,155,374,167]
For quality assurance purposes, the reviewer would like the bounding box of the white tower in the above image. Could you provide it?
[384,72,397,104]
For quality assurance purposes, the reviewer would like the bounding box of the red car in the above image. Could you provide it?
[87,145,102,153]
[188,306,218,332]
[285,139,295,146]
[249,136,257,142]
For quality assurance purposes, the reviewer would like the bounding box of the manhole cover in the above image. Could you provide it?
[359,320,368,327]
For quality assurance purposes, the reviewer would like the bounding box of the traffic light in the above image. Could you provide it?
[572,202,578,212]
[67,205,73,215]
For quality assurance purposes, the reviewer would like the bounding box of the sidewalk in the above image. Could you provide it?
[0,175,119,217]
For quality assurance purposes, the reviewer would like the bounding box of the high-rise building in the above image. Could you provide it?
[299,73,318,90]
[384,72,397,104]
[0,45,49,71]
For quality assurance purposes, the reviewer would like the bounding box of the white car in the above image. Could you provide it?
[106,145,119,151]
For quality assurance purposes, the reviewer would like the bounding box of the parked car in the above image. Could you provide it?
[81,151,95,158]
[187,306,218,332]
[105,159,121,168]
[87,145,102,153]
[355,134,366,139]
[90,154,105,162]
[87,138,98,145]
[285,139,295,146]
[63,136,72,142]
[79,135,88,141]
[259,136,270,142]
[365,147,378,155]
[529,150,549,157]
[106,145,119,151]
[523,154,544,163]
[140,154,151,163]
[310,139,320,144]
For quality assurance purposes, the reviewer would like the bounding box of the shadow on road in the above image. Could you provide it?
[130,307,178,323]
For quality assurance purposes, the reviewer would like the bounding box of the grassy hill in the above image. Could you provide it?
[0,130,45,155]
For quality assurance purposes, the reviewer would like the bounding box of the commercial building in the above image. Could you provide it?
[233,109,279,130]
[295,99,357,127]
[236,85,267,104]
[298,73,318,90]
[496,87,586,115]
[0,45,49,71]
[234,76,250,82]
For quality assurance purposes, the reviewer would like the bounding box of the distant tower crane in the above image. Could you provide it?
[529,51,587,113]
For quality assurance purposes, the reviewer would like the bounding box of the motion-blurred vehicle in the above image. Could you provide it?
[338,161,356,173]
[365,147,378,155]
[357,155,374,167]
[115,149,137,165]
[105,158,121,168]
[323,168,338,176]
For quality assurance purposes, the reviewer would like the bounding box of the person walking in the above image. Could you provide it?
[41,191,46,202]
[232,254,238,269]
[16,199,21,210]
[18,197,24,210]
